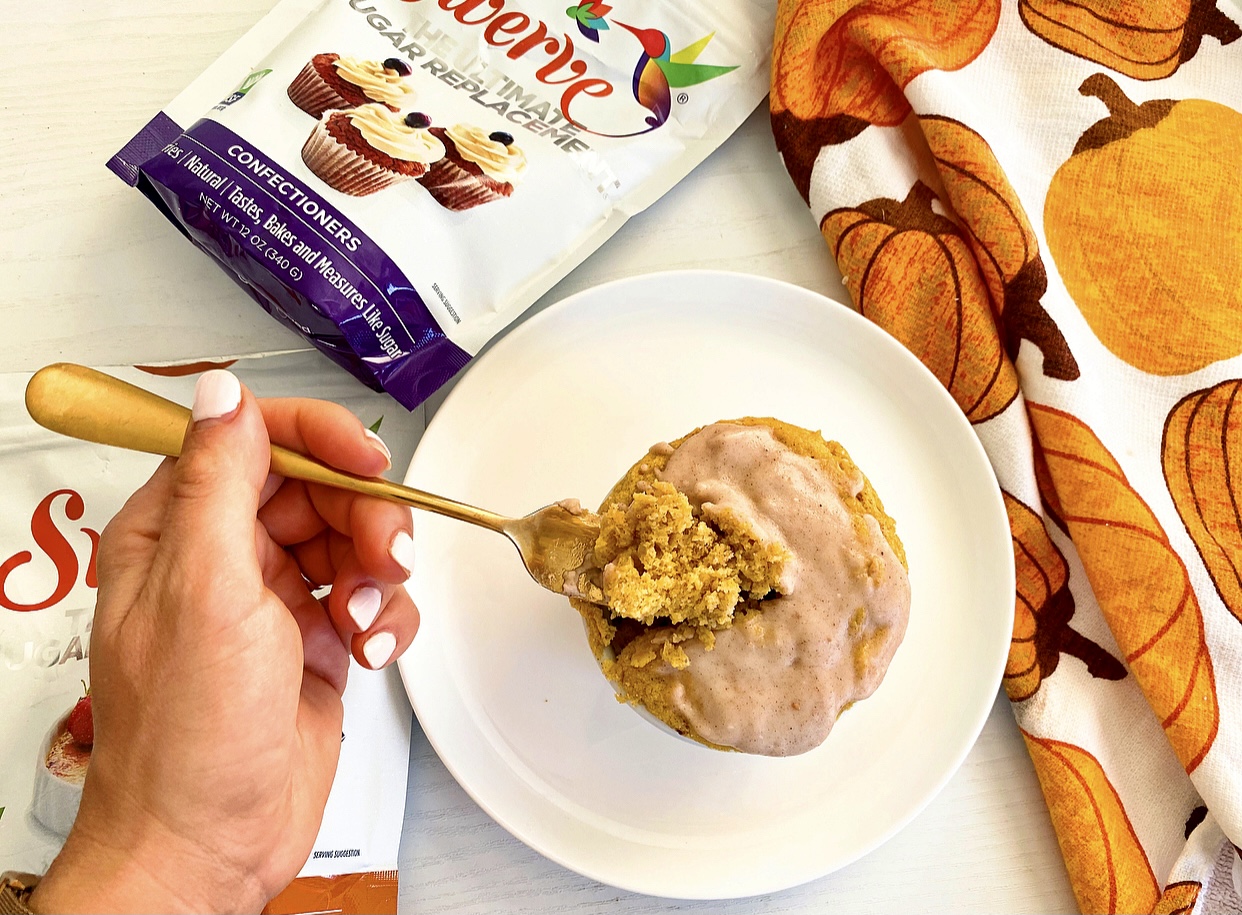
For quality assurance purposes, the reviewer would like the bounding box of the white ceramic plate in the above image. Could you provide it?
[398,271,1013,899]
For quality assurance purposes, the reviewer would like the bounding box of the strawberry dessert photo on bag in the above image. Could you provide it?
[30,687,92,839]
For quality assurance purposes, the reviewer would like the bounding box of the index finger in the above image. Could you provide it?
[255,397,412,580]
[258,397,391,477]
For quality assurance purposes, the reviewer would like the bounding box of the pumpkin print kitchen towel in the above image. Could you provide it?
[770,1,1242,912]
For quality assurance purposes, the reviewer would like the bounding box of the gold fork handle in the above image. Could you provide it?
[24,363,509,533]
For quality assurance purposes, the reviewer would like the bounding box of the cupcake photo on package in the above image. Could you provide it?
[108,0,772,408]
[287,53,415,118]
[301,106,444,197]
[420,124,528,211]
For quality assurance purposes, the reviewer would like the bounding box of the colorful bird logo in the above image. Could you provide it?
[613,22,738,132]
[566,2,611,42]
[561,6,739,136]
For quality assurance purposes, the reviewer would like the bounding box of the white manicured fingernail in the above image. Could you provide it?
[347,585,382,631]
[364,428,391,466]
[191,370,242,422]
[390,531,415,576]
[363,631,397,669]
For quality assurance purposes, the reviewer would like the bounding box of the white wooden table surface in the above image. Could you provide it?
[2,2,1078,911]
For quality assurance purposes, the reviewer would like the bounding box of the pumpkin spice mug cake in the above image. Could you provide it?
[568,417,912,757]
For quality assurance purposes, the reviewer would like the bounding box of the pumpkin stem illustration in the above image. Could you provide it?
[855,181,960,235]
[897,181,939,220]
[1184,805,1208,839]
[1181,0,1242,64]
[1074,75,1177,155]
[1059,626,1128,681]
[1079,73,1138,118]
[1033,580,1076,684]
[1035,580,1127,686]
[1001,258,1080,380]
[771,109,872,202]
[1034,557,1126,685]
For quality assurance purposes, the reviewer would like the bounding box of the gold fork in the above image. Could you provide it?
[24,363,600,596]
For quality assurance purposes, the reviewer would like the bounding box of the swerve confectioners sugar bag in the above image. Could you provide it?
[0,353,420,914]
[109,0,773,409]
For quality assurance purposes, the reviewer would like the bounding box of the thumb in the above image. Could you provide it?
[159,370,271,568]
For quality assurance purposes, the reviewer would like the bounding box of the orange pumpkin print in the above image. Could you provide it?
[1029,403,1219,772]
[770,0,1000,199]
[1022,731,1159,915]
[1153,880,1202,915]
[1004,492,1125,702]
[921,116,1079,382]
[1045,75,1242,376]
[1020,0,1241,81]
[821,182,1017,423]
[1033,435,1068,535]
[1162,379,1242,626]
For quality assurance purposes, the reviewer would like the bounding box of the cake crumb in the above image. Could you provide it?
[593,480,788,630]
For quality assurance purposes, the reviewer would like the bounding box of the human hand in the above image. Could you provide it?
[31,371,419,913]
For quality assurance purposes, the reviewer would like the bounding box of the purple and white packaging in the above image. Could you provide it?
[110,0,772,409]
